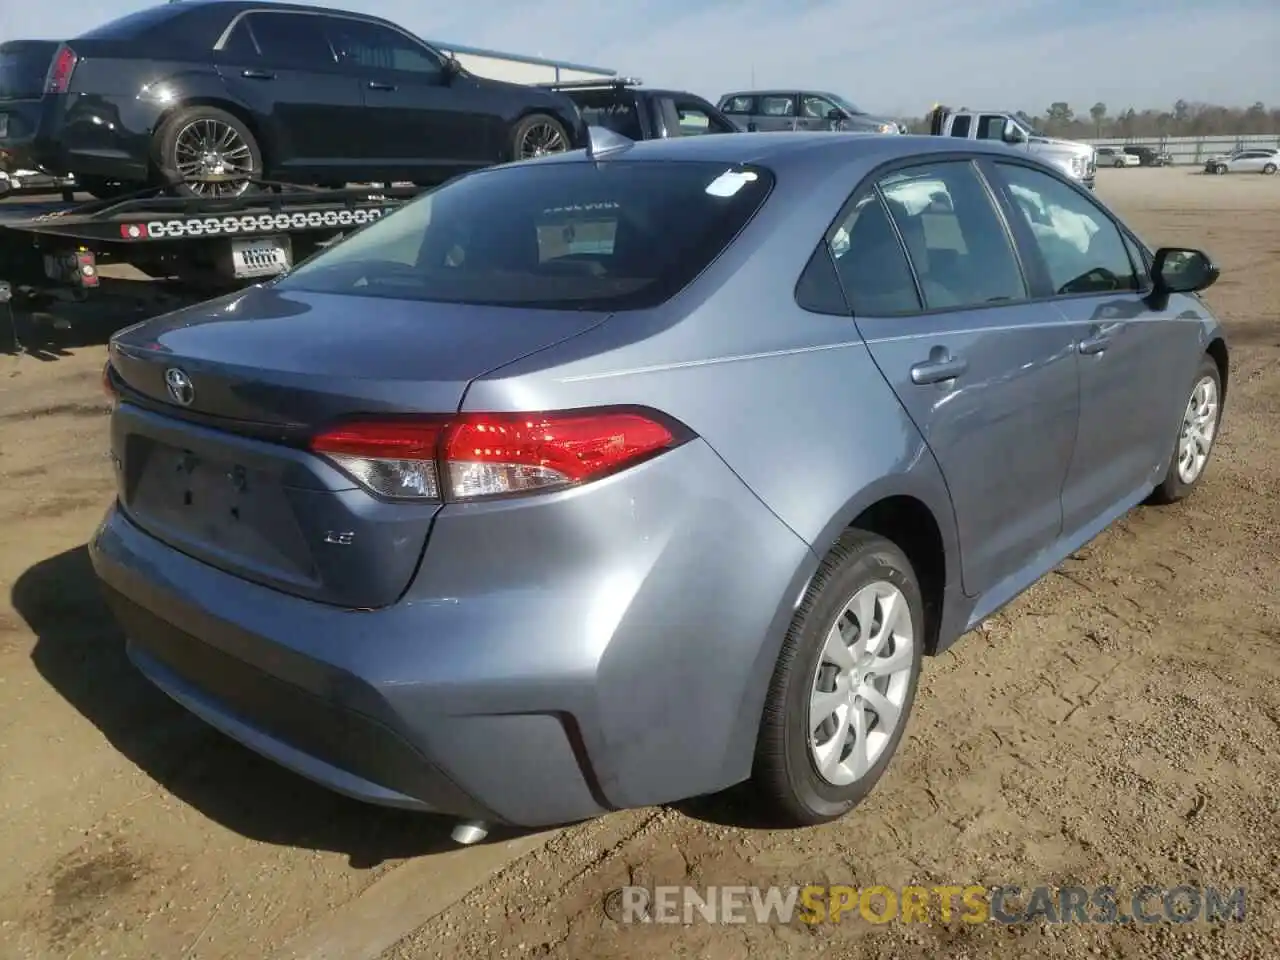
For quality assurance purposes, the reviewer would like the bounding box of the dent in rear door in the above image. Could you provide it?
[835,160,1080,600]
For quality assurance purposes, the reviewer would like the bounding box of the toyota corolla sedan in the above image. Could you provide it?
[92,131,1228,843]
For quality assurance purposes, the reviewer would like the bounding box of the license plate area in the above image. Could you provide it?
[230,234,292,279]
[126,438,315,581]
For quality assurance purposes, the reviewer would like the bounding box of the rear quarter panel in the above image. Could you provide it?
[55,56,234,173]
[458,153,964,784]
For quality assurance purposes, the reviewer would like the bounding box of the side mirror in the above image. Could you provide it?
[746,121,758,132]
[1003,126,1025,144]
[441,55,462,80]
[826,108,846,122]
[1151,247,1219,298]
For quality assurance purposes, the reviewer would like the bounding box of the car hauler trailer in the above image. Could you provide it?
[0,180,422,337]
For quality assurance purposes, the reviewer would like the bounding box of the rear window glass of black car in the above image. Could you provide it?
[569,91,644,139]
[75,5,227,47]
[277,160,776,311]
[75,6,184,38]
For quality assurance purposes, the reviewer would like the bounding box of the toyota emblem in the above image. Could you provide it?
[164,367,195,406]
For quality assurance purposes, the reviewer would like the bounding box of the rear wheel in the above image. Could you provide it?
[511,114,570,162]
[1264,163,1278,175]
[153,105,262,198]
[1113,158,1125,168]
[753,530,924,826]
[1214,163,1228,175]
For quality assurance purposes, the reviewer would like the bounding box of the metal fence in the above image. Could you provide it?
[1081,134,1280,166]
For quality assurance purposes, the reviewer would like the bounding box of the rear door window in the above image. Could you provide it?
[877,161,1028,310]
[244,13,336,68]
[277,160,776,311]
[760,95,796,118]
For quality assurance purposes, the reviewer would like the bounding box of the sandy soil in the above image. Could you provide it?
[1,166,1279,959]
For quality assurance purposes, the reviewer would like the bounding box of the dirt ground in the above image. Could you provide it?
[1,166,1278,959]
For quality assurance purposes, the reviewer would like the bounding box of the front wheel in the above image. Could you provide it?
[152,105,263,198]
[1214,164,1228,175]
[1114,159,1125,168]
[511,113,570,162]
[1149,356,1223,505]
[1264,163,1278,175]
[753,530,924,826]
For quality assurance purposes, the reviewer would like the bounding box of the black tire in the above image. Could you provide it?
[1214,164,1227,175]
[510,113,571,162]
[1113,159,1125,168]
[753,530,925,826]
[152,105,262,198]
[1149,355,1223,505]
[1264,163,1278,176]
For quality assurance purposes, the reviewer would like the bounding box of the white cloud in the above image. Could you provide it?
[5,0,1277,117]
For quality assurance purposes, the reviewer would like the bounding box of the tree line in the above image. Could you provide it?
[901,100,1280,140]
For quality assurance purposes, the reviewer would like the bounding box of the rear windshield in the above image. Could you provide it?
[75,5,184,40]
[276,160,775,311]
[568,92,644,140]
[0,41,58,99]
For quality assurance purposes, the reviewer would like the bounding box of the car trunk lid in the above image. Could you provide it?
[107,285,610,608]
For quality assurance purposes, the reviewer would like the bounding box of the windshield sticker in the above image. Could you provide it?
[705,170,758,198]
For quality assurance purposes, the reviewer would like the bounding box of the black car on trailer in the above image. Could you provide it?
[0,0,586,199]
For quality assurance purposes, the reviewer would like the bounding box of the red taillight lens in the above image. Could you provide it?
[46,45,78,94]
[309,409,680,502]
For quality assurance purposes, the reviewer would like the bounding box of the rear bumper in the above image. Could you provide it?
[2,93,152,181]
[90,439,815,827]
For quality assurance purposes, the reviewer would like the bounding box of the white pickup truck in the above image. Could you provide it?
[927,107,1097,191]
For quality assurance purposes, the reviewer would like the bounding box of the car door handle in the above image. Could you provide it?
[1078,334,1111,355]
[240,69,275,80]
[367,81,397,91]
[1078,322,1121,355]
[910,352,967,385]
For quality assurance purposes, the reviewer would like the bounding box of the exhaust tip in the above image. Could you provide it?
[451,820,490,845]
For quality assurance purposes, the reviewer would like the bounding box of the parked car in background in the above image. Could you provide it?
[1124,145,1172,167]
[1204,148,1280,175]
[718,90,902,135]
[92,132,1228,843]
[1096,147,1140,168]
[0,167,77,197]
[541,77,737,140]
[927,106,1096,190]
[0,1,586,199]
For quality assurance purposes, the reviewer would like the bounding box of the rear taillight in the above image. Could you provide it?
[45,45,78,94]
[102,361,118,408]
[309,409,682,502]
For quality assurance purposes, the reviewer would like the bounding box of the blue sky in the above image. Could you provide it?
[4,0,1278,117]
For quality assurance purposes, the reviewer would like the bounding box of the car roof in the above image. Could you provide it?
[144,0,396,21]
[528,131,1029,170]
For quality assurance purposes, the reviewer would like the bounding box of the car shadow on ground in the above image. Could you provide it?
[1,279,191,360]
[14,544,527,866]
